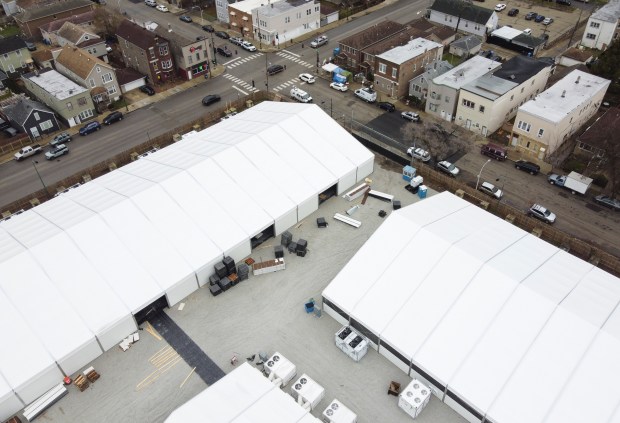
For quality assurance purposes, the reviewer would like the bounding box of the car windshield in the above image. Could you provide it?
[448,164,455,171]
[543,210,550,216]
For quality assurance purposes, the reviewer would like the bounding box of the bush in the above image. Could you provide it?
[562,158,586,173]
[591,173,608,188]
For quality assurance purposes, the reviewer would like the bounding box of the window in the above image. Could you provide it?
[66,102,73,110]
[162,59,172,69]
[285,16,290,23]
[149,47,155,58]
[479,105,485,113]
[590,22,600,28]
[378,63,387,74]
[517,120,531,132]
[78,109,94,120]
[8,64,14,73]
[16,50,21,57]
[391,68,397,78]
[3,53,7,59]
[462,99,475,109]
[40,120,53,130]
[195,52,200,61]
[510,95,514,101]
[521,87,524,93]
[89,78,95,87]
[153,62,159,71]
[34,112,40,120]
[102,73,113,83]
[315,5,319,11]
[107,85,117,95]
[96,66,101,73]
[445,96,450,103]
[537,128,544,137]
[159,45,168,55]
[78,97,87,106]
[188,55,193,64]
[429,103,438,112]
[586,33,596,40]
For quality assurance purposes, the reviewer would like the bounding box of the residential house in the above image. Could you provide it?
[511,70,610,160]
[57,22,108,62]
[574,106,619,161]
[454,56,553,137]
[3,97,60,139]
[319,1,339,26]
[428,0,498,38]
[425,55,500,121]
[14,0,93,40]
[116,19,175,84]
[374,38,443,99]
[581,0,620,50]
[22,68,96,127]
[408,60,453,100]
[39,11,95,45]
[55,45,121,109]
[0,36,34,77]
[215,0,233,24]
[152,25,213,80]
[30,49,54,69]
[335,21,405,72]
[426,26,457,46]
[226,0,284,39]
[449,34,482,58]
[116,67,145,94]
[559,48,594,67]
[250,0,320,47]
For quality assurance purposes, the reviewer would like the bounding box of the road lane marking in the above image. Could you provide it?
[233,85,248,95]
[281,49,299,57]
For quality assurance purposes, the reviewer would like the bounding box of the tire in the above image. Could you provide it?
[119,117,123,121]
[549,181,554,185]
[516,165,521,170]
[529,171,535,175]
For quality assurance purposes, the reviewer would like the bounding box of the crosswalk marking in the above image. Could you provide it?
[223,73,259,92]
[276,52,315,69]
[226,53,263,68]
[273,79,305,92]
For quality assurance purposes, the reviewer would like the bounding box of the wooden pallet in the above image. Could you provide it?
[74,374,89,392]
[86,370,100,383]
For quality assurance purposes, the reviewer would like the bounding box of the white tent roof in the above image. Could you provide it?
[0,102,373,421]
[166,363,321,423]
[322,192,620,423]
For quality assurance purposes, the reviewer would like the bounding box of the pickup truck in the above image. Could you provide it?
[45,143,69,160]
[14,144,42,161]
[548,171,592,194]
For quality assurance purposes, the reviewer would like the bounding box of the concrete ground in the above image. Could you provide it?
[33,156,467,423]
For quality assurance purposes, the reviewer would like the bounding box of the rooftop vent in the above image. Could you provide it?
[510,74,515,80]
[575,75,581,84]
[561,90,566,98]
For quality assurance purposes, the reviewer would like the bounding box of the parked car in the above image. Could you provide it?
[437,161,460,177]
[523,28,532,35]
[479,181,503,199]
[25,41,37,51]
[155,4,168,12]
[401,111,420,122]
[145,0,156,6]
[45,144,69,160]
[179,15,192,22]
[241,41,257,52]
[525,11,538,20]
[202,94,221,106]
[50,132,72,147]
[140,85,155,96]
[406,147,430,162]
[514,160,540,175]
[508,8,519,16]
[310,35,328,48]
[299,73,315,84]
[494,3,506,11]
[557,0,571,5]
[215,31,229,39]
[229,37,244,46]
[267,64,284,75]
[528,204,556,224]
[542,17,554,25]
[103,111,123,125]
[79,121,101,135]
[216,46,232,57]
[481,143,507,161]
[594,195,620,211]
[534,14,546,23]
[202,24,214,32]
[329,82,348,92]
[377,102,395,112]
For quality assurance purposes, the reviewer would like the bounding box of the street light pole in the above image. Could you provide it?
[32,160,51,199]
[476,159,492,190]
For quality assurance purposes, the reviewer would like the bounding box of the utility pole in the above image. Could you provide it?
[32,160,51,199]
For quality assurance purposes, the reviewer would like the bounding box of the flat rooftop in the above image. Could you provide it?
[377,38,442,65]
[229,0,285,14]
[24,69,88,101]
[32,162,467,423]
[462,73,517,100]
[432,55,501,90]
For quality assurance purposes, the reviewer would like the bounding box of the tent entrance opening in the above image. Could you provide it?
[251,224,275,249]
[134,296,169,325]
[319,183,338,204]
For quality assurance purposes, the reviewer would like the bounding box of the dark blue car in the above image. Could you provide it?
[79,121,101,135]
[534,14,546,22]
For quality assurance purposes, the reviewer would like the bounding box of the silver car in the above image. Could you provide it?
[594,195,620,211]
[406,147,430,162]
[479,181,503,199]
[437,160,459,177]
[528,204,556,224]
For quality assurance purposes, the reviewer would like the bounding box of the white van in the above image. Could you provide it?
[290,87,312,103]
[145,0,156,6]
[523,28,532,35]
[354,87,377,103]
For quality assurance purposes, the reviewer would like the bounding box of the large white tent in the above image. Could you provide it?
[0,102,374,420]
[322,191,620,423]
[165,363,322,423]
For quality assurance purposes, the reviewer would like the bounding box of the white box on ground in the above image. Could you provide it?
[322,398,357,423]
[263,352,297,387]
[291,373,325,410]
[398,379,431,419]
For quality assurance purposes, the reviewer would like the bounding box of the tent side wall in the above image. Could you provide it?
[378,341,411,374]
[165,274,200,307]
[337,169,357,195]
[0,387,23,422]
[57,338,103,376]
[98,315,138,351]
[275,208,297,236]
[443,392,484,423]
[357,158,374,182]
[298,197,318,222]
[321,296,349,327]
[15,364,63,405]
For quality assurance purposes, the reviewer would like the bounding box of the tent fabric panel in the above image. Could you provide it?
[486,234,559,282]
[141,147,206,169]
[447,285,557,412]
[455,218,527,264]
[356,157,375,182]
[395,193,471,227]
[119,157,183,183]
[187,159,272,236]
[64,182,125,213]
[414,266,519,385]
[544,332,620,423]
[487,307,598,423]
[422,204,498,244]
[170,136,230,157]
[32,195,96,231]
[0,225,27,263]
[165,275,199,307]
[55,338,102,376]
[0,375,23,423]
[559,267,620,328]
[233,389,307,423]
[159,171,247,253]
[0,209,62,249]
[66,219,162,313]
[97,314,138,351]
[29,233,132,339]
[298,197,318,222]
[337,169,357,195]
[274,207,298,236]
[92,169,155,199]
[0,252,98,364]
[0,292,61,404]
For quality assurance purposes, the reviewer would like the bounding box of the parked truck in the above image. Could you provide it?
[14,144,42,161]
[547,171,593,195]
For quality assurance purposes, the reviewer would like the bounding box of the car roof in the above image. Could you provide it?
[481,182,495,189]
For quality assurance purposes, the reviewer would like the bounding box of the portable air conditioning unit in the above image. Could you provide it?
[321,399,357,423]
[291,373,325,411]
[334,326,369,362]
[264,352,297,387]
[398,379,432,419]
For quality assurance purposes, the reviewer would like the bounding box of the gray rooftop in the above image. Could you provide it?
[462,73,518,100]
[23,68,88,100]
[430,0,495,25]
[3,98,54,125]
[377,38,442,65]
[432,55,500,89]
[257,0,316,16]
[591,0,620,23]
[493,55,552,84]
[450,35,482,50]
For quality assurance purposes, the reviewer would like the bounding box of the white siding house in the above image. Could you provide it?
[581,0,620,50]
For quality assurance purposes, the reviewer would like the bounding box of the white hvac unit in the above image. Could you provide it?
[291,373,325,411]
[334,326,369,362]
[398,379,431,419]
[321,398,357,423]
[263,352,297,387]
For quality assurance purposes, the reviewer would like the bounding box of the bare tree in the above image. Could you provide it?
[401,120,475,161]
[93,7,125,36]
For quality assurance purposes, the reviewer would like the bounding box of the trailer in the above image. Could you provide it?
[564,172,592,195]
